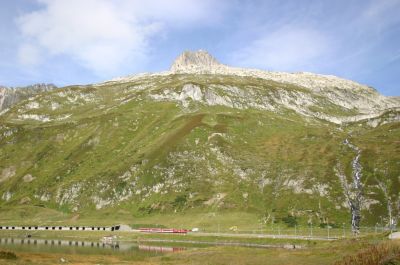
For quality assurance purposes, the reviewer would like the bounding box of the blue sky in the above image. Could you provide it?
[0,0,399,95]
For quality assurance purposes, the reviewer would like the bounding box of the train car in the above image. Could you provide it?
[139,228,189,234]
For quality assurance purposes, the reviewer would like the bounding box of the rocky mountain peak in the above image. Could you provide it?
[0,83,57,111]
[170,50,224,72]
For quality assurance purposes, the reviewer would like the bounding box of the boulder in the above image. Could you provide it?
[389,232,400,239]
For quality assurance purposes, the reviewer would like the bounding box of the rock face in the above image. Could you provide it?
[0,83,57,111]
[113,50,400,124]
[171,50,224,72]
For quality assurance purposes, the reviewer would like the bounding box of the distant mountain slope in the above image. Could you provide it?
[0,83,57,112]
[0,51,398,228]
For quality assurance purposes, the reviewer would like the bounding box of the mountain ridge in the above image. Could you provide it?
[0,83,57,112]
[105,50,399,125]
[111,50,380,94]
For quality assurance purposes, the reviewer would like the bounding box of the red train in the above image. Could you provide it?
[138,228,189,234]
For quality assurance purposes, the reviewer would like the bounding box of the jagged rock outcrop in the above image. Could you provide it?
[0,83,57,112]
[109,50,400,125]
[170,50,224,72]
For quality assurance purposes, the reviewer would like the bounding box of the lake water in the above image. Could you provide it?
[0,237,187,257]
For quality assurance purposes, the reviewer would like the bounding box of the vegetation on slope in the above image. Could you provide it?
[0,74,398,229]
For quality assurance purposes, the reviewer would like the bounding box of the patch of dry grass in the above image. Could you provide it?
[0,249,17,260]
[333,241,400,265]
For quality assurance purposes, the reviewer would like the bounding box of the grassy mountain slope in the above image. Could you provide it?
[0,74,398,228]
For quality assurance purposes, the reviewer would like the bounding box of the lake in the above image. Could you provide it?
[0,237,187,257]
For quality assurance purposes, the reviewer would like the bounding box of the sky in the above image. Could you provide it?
[0,0,399,96]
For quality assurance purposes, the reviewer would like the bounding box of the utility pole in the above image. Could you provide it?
[272,216,274,236]
[311,222,313,238]
[327,225,330,239]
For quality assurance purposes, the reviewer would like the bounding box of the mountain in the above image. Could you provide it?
[115,50,400,125]
[171,50,224,72]
[0,83,57,112]
[0,50,399,228]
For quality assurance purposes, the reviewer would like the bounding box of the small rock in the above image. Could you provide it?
[389,232,400,240]
[19,197,31,204]
[23,174,35,182]
[283,244,296,249]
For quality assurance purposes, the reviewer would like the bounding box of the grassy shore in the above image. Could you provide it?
[1,240,397,265]
[0,229,397,264]
[0,207,385,239]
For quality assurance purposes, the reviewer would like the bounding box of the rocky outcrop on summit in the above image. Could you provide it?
[107,50,400,124]
[170,50,224,72]
[0,84,57,112]
[168,51,393,99]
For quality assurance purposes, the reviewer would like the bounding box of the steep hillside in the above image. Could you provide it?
[0,83,57,112]
[0,51,398,229]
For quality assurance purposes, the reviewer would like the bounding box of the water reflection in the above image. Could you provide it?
[139,244,186,253]
[0,238,119,249]
[0,237,186,255]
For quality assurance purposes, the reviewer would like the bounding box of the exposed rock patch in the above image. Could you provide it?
[0,166,16,182]
[204,193,227,206]
[171,50,223,72]
[0,84,56,111]
[180,84,203,101]
[2,191,12,201]
[19,197,31,204]
[23,174,35,183]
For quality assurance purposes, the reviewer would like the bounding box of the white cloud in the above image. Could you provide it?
[18,44,42,66]
[231,26,330,72]
[341,0,400,42]
[16,0,222,75]
[121,0,226,26]
[361,0,400,29]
